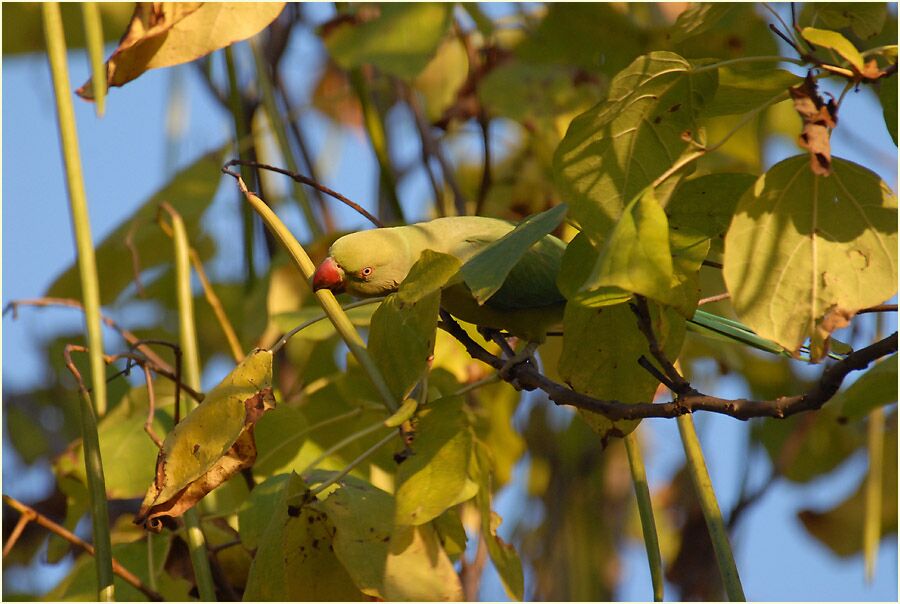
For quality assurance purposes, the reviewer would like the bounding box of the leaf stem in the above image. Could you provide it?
[677,415,745,601]
[300,421,391,478]
[42,1,107,418]
[223,171,399,412]
[691,55,805,74]
[167,202,216,601]
[308,429,399,497]
[270,297,384,354]
[81,2,106,117]
[624,431,664,601]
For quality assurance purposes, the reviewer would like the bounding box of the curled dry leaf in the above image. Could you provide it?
[77,2,286,100]
[788,73,838,176]
[135,349,275,532]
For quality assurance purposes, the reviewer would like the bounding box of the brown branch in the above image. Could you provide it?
[437,312,897,421]
[3,298,173,374]
[3,510,32,557]
[698,292,731,306]
[858,304,898,315]
[142,365,164,449]
[630,296,694,395]
[475,110,492,216]
[3,495,164,601]
[224,158,383,228]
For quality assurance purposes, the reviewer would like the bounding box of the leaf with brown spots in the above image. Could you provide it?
[789,72,838,176]
[135,349,275,531]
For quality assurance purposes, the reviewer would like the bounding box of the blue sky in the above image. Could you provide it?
[2,4,897,600]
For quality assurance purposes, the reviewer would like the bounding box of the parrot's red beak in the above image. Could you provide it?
[312,256,345,293]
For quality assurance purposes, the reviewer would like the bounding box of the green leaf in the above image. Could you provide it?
[576,189,674,306]
[667,173,757,248]
[46,476,89,563]
[879,77,897,145]
[243,474,366,601]
[801,27,865,71]
[556,232,629,306]
[314,472,463,600]
[798,421,897,555]
[46,147,226,304]
[723,156,898,359]
[514,3,644,76]
[368,291,440,401]
[394,396,479,526]
[806,3,888,40]
[461,204,568,304]
[668,3,736,43]
[554,51,718,241]
[413,36,469,122]
[475,443,524,601]
[252,406,310,478]
[835,355,898,421]
[432,508,468,560]
[238,474,292,550]
[1,3,133,55]
[323,3,453,80]
[54,381,175,499]
[668,228,711,317]
[703,68,801,118]
[753,404,864,483]
[558,301,686,444]
[398,249,462,304]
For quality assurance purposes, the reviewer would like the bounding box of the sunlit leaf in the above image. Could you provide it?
[801,27,865,71]
[703,68,800,118]
[394,396,478,526]
[313,471,463,600]
[554,52,717,242]
[668,3,736,43]
[724,156,898,360]
[77,3,286,99]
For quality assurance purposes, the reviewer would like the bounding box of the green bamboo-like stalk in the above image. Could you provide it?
[864,406,885,582]
[348,68,404,222]
[81,2,106,117]
[231,179,398,412]
[169,206,217,601]
[248,37,323,238]
[677,415,746,601]
[224,45,257,285]
[42,2,107,417]
[44,10,114,597]
[624,431,664,601]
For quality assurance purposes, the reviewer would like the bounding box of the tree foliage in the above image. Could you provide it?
[3,2,897,601]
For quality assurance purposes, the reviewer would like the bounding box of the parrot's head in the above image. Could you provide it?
[312,229,413,298]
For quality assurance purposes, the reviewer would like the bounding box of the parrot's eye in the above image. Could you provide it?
[360,267,373,279]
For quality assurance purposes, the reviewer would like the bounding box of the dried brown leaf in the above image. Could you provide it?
[789,73,838,176]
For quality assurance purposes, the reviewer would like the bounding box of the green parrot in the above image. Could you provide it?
[312,216,567,343]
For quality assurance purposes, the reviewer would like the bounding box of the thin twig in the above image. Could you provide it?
[3,298,174,373]
[142,365,164,449]
[224,158,383,227]
[3,496,164,601]
[475,110,492,216]
[630,296,694,395]
[3,511,32,557]
[437,312,898,421]
[858,304,898,315]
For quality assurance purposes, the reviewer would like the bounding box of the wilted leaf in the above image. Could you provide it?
[136,350,275,530]
[554,51,717,242]
[323,3,453,80]
[723,156,898,360]
[77,3,286,99]
[313,471,463,600]
[798,421,897,555]
[394,396,478,526]
[835,354,898,421]
[461,204,568,304]
[801,27,865,71]
[244,473,365,601]
[559,301,686,444]
[368,291,440,401]
[47,147,226,304]
[788,73,838,176]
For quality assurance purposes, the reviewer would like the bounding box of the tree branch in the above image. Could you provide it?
[437,312,897,421]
